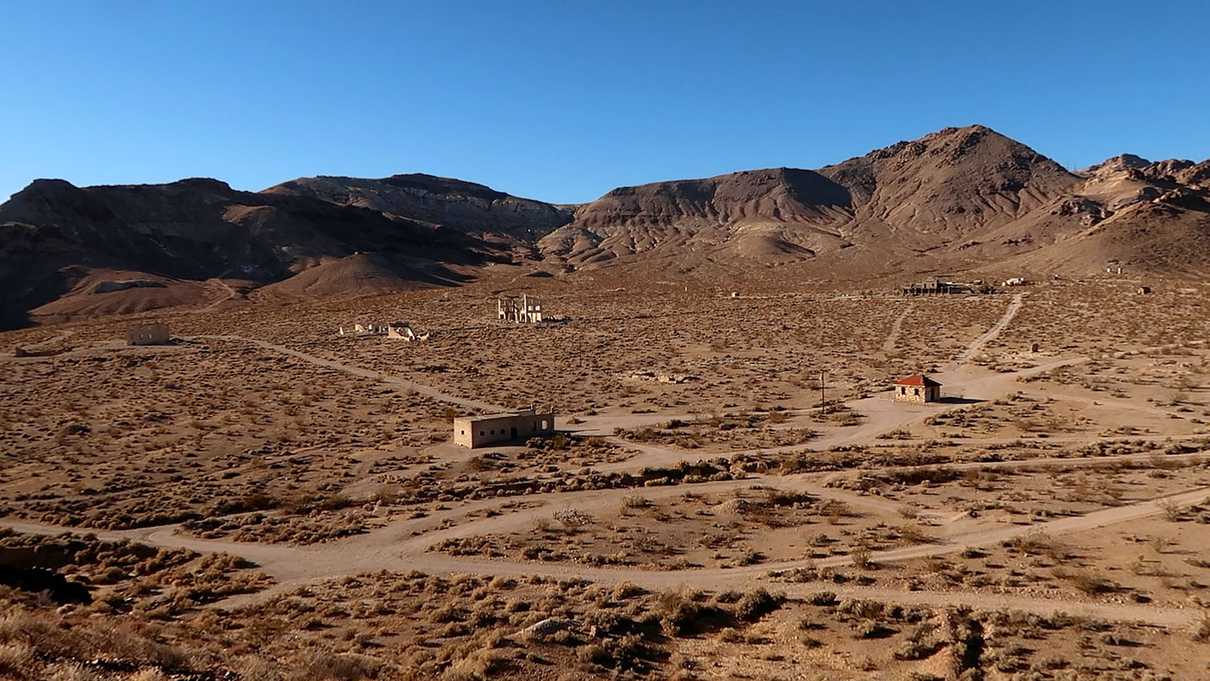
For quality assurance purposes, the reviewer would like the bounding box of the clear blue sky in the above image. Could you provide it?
[2,1,1208,204]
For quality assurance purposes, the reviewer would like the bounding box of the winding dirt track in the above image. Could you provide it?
[881,302,912,353]
[11,295,1208,627]
[954,293,1023,366]
[192,335,508,413]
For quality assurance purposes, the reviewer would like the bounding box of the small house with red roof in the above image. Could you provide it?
[894,374,942,403]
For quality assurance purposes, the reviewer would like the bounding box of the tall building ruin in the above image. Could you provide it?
[497,294,543,324]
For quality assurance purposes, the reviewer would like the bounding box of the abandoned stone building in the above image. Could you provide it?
[893,374,942,403]
[901,277,971,296]
[497,294,543,323]
[453,408,555,448]
[126,323,171,346]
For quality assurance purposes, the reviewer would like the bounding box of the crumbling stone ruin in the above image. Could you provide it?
[387,321,429,341]
[621,369,701,384]
[126,323,171,346]
[338,321,428,341]
[901,276,994,296]
[497,294,543,324]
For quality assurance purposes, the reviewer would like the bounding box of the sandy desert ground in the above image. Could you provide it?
[2,271,1210,680]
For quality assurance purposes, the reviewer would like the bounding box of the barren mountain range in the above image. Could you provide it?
[2,125,1207,328]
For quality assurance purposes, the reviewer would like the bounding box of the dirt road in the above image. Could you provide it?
[6,477,1206,626]
[192,335,508,413]
[881,302,912,353]
[953,293,1023,366]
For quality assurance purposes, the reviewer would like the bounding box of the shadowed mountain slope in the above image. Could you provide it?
[263,173,573,240]
[0,178,490,327]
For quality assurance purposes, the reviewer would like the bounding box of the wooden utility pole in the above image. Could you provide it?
[819,369,826,413]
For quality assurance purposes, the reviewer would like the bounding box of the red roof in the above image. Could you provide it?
[895,374,942,387]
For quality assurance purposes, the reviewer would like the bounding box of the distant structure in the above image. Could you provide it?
[453,408,555,448]
[338,323,387,336]
[1002,277,1028,287]
[893,374,942,403]
[498,294,543,323]
[339,321,428,340]
[1136,286,1152,295]
[126,323,171,346]
[901,277,977,296]
[387,321,429,341]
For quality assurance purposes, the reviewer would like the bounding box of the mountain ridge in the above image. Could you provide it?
[3,124,1208,329]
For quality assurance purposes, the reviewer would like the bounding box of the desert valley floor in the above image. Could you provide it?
[2,269,1210,680]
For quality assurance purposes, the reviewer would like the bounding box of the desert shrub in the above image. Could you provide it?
[1054,568,1116,595]
[733,588,782,622]
[442,649,511,680]
[808,591,838,606]
[292,650,386,680]
[611,582,646,600]
[574,634,657,672]
[851,547,875,569]
[553,508,593,528]
[1192,611,1210,642]
[855,620,896,639]
[1007,531,1065,559]
[894,622,944,660]
[44,663,102,681]
[1158,498,1184,522]
[621,495,652,511]
[654,590,730,636]
[0,642,34,676]
[837,599,885,620]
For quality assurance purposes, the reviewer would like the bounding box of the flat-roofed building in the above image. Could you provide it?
[453,409,555,448]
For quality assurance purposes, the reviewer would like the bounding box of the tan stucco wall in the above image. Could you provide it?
[453,413,555,448]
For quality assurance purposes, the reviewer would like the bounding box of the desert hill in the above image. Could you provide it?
[540,126,1083,269]
[0,178,491,328]
[541,125,1210,279]
[538,168,854,266]
[255,251,472,300]
[818,125,1080,233]
[263,173,572,240]
[999,153,1210,275]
